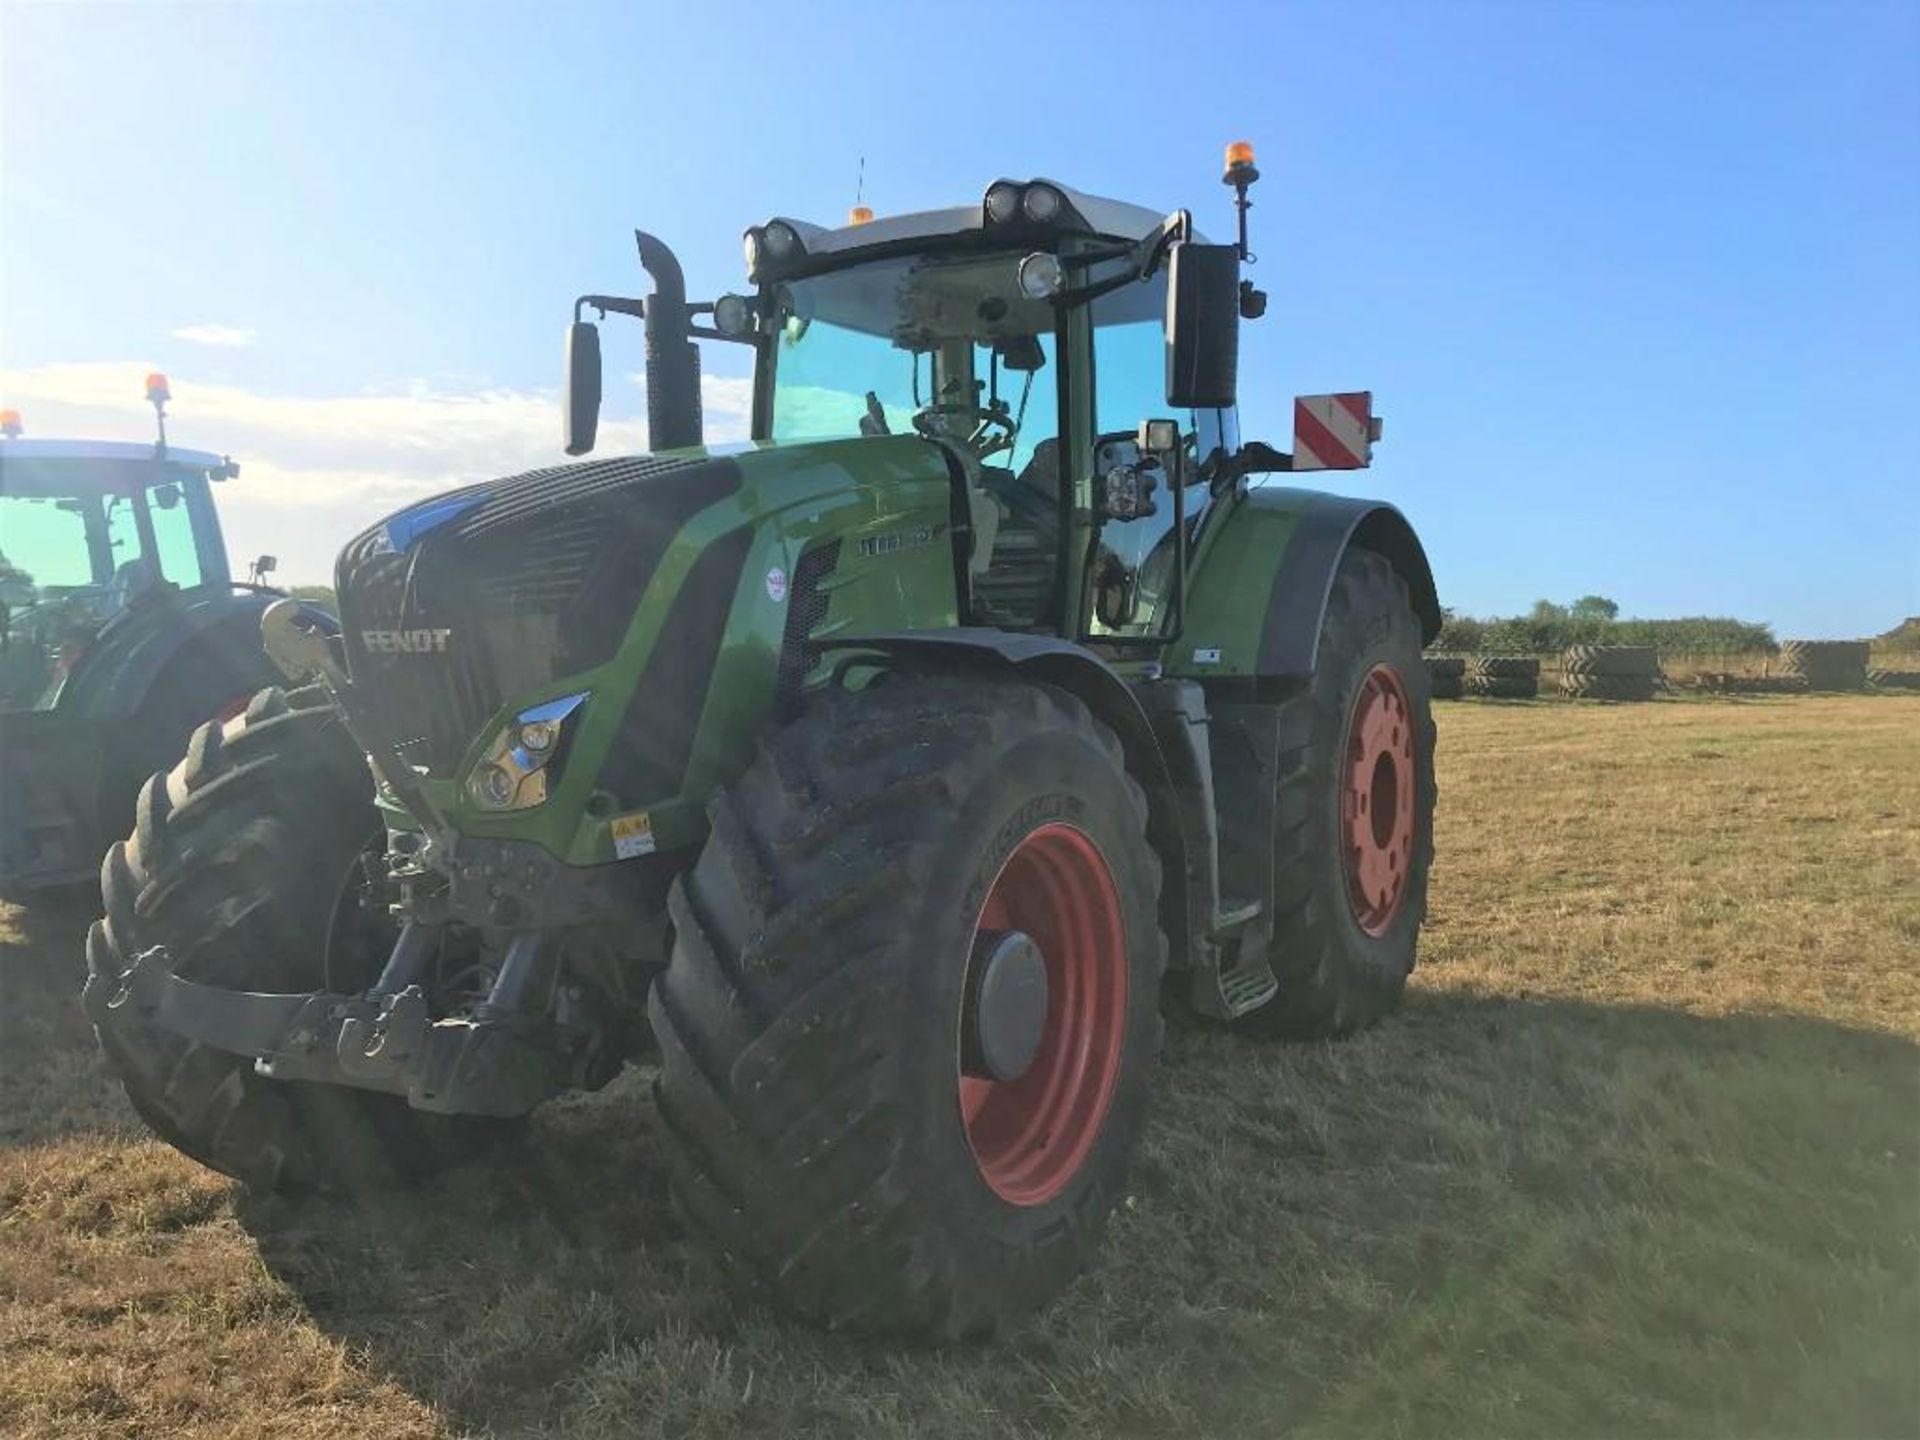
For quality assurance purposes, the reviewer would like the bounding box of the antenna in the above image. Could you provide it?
[855,155,865,211]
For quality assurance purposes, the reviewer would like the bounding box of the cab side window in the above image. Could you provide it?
[1087,278,1226,638]
[103,482,206,592]
[146,482,205,588]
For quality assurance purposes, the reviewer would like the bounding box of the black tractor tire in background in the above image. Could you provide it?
[94,637,279,857]
[1464,655,1541,699]
[1560,644,1657,678]
[650,675,1166,1338]
[1234,547,1436,1040]
[1776,640,1870,692]
[1424,654,1466,700]
[83,684,514,1192]
[1561,671,1658,702]
[1468,655,1541,681]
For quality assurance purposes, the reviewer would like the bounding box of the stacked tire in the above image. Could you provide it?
[1560,644,1659,701]
[1776,640,1869,692]
[1425,655,1466,699]
[1464,655,1539,699]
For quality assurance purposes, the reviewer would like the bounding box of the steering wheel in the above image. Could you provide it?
[911,403,1018,459]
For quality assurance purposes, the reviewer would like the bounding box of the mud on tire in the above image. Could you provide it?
[83,685,514,1192]
[1234,548,1436,1040]
[649,675,1166,1339]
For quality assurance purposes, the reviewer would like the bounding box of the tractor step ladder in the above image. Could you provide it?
[1193,899,1278,1019]
[1129,679,1284,1022]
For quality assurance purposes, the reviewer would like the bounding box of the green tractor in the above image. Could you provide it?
[84,147,1438,1337]
[0,379,315,898]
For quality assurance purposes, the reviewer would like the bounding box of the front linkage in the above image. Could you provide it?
[86,599,619,1118]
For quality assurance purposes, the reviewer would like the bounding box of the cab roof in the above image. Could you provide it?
[779,181,1203,259]
[0,439,233,491]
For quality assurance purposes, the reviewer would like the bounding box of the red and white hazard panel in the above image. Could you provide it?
[1292,392,1381,471]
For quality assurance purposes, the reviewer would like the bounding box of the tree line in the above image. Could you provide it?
[1432,596,1777,656]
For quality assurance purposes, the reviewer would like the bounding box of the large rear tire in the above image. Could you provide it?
[1234,547,1436,1039]
[83,684,515,1192]
[649,675,1166,1338]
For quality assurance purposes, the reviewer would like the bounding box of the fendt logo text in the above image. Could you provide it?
[361,628,453,654]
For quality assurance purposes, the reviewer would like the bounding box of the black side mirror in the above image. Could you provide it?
[563,321,603,456]
[1165,243,1240,408]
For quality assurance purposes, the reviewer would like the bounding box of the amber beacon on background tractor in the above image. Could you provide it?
[84,143,1440,1338]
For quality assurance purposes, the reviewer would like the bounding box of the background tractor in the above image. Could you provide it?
[0,379,322,897]
[84,145,1440,1337]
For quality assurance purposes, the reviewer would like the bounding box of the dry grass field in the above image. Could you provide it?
[3,694,1916,1439]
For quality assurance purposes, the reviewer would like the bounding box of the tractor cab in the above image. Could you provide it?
[0,428,239,712]
[564,150,1376,658]
[739,194,1233,640]
[0,380,299,895]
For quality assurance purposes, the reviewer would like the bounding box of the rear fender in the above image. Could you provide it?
[60,589,334,720]
[1172,488,1439,686]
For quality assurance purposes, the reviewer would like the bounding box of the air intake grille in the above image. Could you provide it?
[775,540,842,718]
[335,453,739,776]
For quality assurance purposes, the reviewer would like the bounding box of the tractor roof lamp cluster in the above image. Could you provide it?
[982,180,1078,229]
[742,219,807,283]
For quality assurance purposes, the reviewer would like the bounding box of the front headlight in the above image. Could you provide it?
[466,691,589,812]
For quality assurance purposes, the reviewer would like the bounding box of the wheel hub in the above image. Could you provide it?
[958,822,1128,1207]
[963,929,1050,1082]
[1342,664,1416,936]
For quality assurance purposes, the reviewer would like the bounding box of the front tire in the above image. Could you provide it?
[649,675,1166,1338]
[1234,547,1437,1039]
[83,684,514,1192]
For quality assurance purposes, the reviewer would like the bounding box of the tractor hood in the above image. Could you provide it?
[334,434,959,785]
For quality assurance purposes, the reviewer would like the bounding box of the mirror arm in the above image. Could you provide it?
[686,302,761,347]
[1211,440,1292,493]
[574,293,646,323]
[1133,208,1193,278]
[1047,209,1195,310]
[1053,268,1146,309]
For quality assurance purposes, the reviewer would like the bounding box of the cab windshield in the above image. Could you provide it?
[768,249,1060,472]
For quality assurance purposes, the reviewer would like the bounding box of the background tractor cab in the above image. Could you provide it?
[0,378,317,894]
[563,144,1389,655]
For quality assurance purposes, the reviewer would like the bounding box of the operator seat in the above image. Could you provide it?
[106,557,162,612]
[971,438,1063,628]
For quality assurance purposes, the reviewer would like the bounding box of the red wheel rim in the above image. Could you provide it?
[1342,665,1416,936]
[959,823,1127,1207]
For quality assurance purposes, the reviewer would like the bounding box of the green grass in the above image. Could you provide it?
[2,694,1916,1438]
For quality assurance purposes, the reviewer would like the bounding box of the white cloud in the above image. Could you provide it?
[0,361,753,584]
[170,324,258,349]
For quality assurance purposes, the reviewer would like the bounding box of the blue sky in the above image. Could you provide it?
[3,0,1915,635]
